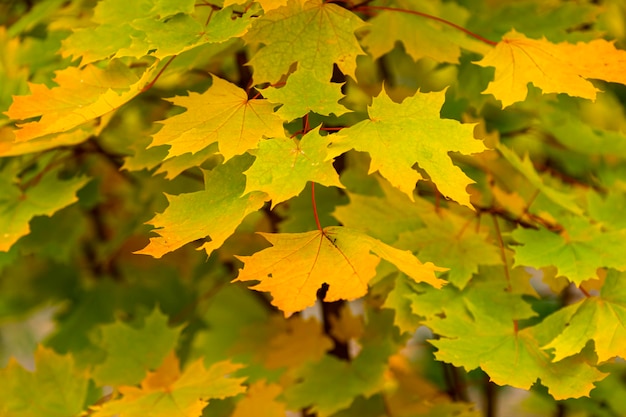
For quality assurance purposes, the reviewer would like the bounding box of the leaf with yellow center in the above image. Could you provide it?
[476,29,626,107]
[91,352,246,417]
[327,88,484,208]
[234,226,446,317]
[149,75,284,160]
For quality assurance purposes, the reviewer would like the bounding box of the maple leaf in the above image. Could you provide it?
[149,75,284,160]
[497,144,583,215]
[476,29,626,107]
[244,127,344,208]
[0,168,87,252]
[234,226,446,317]
[327,88,484,208]
[383,274,425,334]
[424,279,607,399]
[244,0,366,84]
[511,217,626,285]
[6,60,155,142]
[261,68,347,121]
[91,352,246,417]
[136,154,267,258]
[248,315,333,369]
[285,331,394,417]
[397,209,502,289]
[333,175,429,244]
[535,270,626,362]
[231,380,286,417]
[63,1,253,64]
[361,1,491,64]
[92,308,182,386]
[0,346,89,417]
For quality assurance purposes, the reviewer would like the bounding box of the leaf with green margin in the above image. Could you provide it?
[244,127,343,208]
[149,75,284,160]
[0,168,87,252]
[6,60,156,142]
[136,154,267,259]
[234,226,446,317]
[425,279,606,399]
[361,1,490,64]
[92,308,181,386]
[497,144,583,215]
[0,346,90,417]
[63,0,252,64]
[261,69,347,121]
[535,270,626,362]
[327,88,484,208]
[91,356,246,417]
[244,0,366,84]
[511,217,626,284]
[396,209,501,289]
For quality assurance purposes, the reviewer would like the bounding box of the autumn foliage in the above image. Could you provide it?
[2,0,626,416]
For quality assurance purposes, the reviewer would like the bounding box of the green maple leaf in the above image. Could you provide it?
[535,270,626,362]
[383,273,425,334]
[361,0,490,64]
[149,75,284,160]
[244,127,344,208]
[285,344,390,417]
[425,279,606,399]
[136,154,267,258]
[327,88,484,208]
[261,68,347,121]
[0,346,90,417]
[63,1,252,64]
[333,175,428,244]
[512,217,626,284]
[497,145,583,215]
[92,308,182,386]
[0,168,87,252]
[397,209,502,289]
[587,190,626,230]
[244,0,366,84]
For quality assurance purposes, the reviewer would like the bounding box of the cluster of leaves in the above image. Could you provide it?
[3,0,626,416]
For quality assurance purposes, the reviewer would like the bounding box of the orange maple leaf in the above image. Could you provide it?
[476,30,626,107]
[234,226,446,317]
[6,61,155,141]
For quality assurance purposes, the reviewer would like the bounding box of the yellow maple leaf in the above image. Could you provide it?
[149,75,284,160]
[6,60,155,141]
[476,30,626,107]
[234,226,446,317]
[91,351,246,417]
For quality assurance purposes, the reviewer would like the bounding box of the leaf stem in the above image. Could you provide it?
[354,5,498,46]
[141,55,177,93]
[579,286,591,297]
[311,182,323,232]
